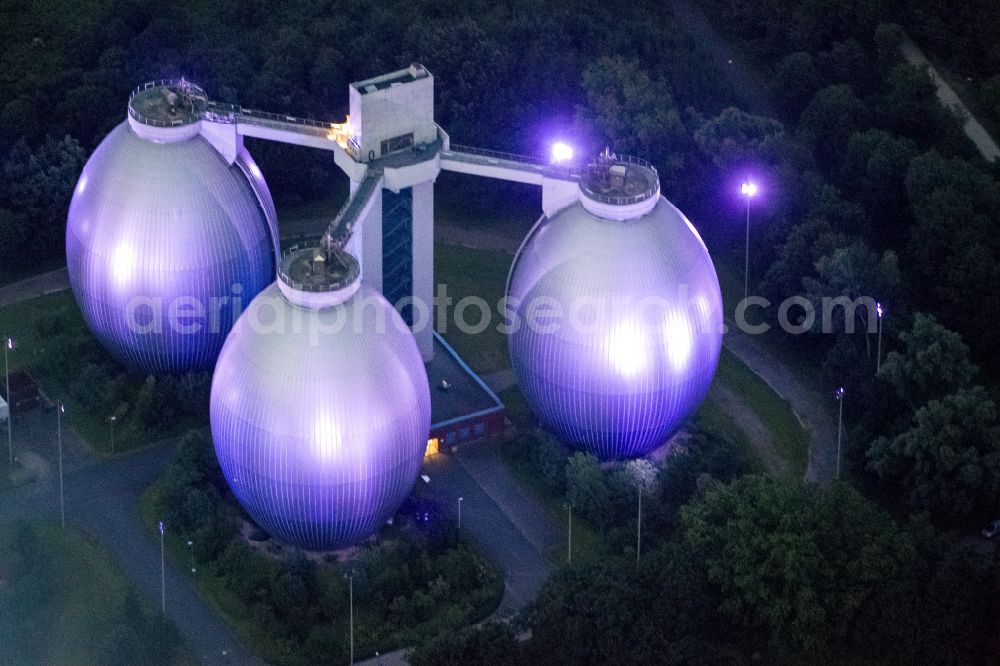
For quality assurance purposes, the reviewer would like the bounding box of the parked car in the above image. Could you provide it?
[981,519,1000,539]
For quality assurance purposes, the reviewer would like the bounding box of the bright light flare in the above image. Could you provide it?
[877,302,883,318]
[608,319,647,378]
[740,181,758,197]
[551,141,574,164]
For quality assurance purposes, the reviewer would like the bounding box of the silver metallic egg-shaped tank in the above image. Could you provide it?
[210,280,431,550]
[66,121,278,375]
[507,162,723,460]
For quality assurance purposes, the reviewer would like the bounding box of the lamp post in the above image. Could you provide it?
[5,336,12,467]
[836,387,845,480]
[57,403,65,529]
[345,571,354,665]
[740,181,758,302]
[109,415,117,455]
[568,502,573,564]
[636,487,642,567]
[159,521,166,613]
[876,302,884,374]
[187,539,196,574]
[457,496,463,530]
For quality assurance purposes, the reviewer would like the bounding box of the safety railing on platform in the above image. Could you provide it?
[444,144,582,180]
[278,240,360,292]
[127,79,208,127]
[579,155,660,205]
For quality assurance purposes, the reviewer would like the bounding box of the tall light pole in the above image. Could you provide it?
[57,403,65,529]
[187,539,196,574]
[740,181,758,302]
[636,487,642,567]
[109,415,117,455]
[836,387,845,480]
[345,571,354,665]
[876,302,884,374]
[457,496,463,530]
[159,521,166,613]
[5,336,13,467]
[568,503,573,564]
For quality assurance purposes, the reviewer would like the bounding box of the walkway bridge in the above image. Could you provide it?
[130,79,586,248]
[322,168,384,249]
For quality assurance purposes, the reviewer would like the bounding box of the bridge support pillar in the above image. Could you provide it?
[200,120,243,164]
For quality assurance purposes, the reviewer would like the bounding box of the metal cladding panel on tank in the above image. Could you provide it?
[65,121,278,375]
[210,284,432,550]
[507,197,724,460]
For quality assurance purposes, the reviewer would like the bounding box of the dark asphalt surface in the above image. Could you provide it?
[0,443,265,665]
[422,453,553,614]
[0,436,558,664]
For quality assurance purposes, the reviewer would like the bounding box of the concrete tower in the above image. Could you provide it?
[346,65,441,361]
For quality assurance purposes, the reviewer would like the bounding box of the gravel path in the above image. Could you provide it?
[900,37,1000,163]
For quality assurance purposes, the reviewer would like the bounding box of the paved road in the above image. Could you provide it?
[0,442,265,665]
[422,451,554,614]
[900,37,1000,163]
[1,415,560,665]
[0,268,70,307]
[723,325,838,484]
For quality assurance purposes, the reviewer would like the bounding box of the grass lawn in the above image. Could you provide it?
[0,520,195,665]
[713,347,808,480]
[434,242,513,375]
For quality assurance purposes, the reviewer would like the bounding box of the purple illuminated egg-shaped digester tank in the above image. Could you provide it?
[210,247,431,550]
[66,81,278,375]
[507,155,723,460]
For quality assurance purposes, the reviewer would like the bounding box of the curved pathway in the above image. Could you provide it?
[0,442,264,665]
[722,324,838,484]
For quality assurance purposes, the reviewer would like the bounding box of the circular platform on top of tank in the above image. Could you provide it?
[127,80,208,141]
[578,155,660,220]
[277,242,361,308]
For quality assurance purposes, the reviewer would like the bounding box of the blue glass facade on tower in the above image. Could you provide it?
[507,197,724,460]
[65,122,278,375]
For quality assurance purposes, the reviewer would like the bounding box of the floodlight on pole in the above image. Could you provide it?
[551,141,574,164]
[740,181,757,302]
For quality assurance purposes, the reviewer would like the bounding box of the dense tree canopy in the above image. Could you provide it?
[868,386,1000,519]
[681,476,915,656]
